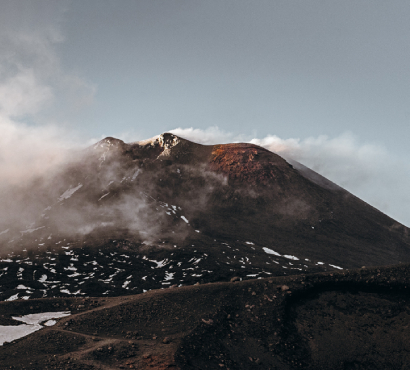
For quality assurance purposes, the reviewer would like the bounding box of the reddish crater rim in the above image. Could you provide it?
[209,142,293,185]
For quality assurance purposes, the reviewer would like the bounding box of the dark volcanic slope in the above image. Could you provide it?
[2,264,410,369]
[0,133,409,301]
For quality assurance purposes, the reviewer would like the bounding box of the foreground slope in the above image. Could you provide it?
[1,264,410,369]
[0,133,409,301]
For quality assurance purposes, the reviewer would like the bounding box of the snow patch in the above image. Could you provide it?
[132,169,140,180]
[283,255,299,261]
[0,311,71,345]
[164,272,175,281]
[20,226,45,235]
[58,184,83,202]
[143,256,168,268]
[98,192,110,201]
[262,247,281,256]
[13,312,71,325]
[43,320,57,326]
[38,275,47,283]
[122,280,131,288]
[5,294,19,301]
[16,285,31,290]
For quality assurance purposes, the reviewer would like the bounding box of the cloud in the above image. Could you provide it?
[169,126,238,145]
[0,67,53,118]
[0,118,79,186]
[0,1,95,121]
[0,2,95,186]
[170,126,410,227]
[250,132,386,189]
[0,1,95,238]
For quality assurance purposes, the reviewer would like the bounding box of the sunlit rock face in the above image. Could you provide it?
[0,133,409,300]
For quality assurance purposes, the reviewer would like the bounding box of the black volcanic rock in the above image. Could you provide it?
[0,133,409,301]
[2,264,410,369]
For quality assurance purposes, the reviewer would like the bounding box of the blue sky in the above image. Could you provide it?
[1,0,410,226]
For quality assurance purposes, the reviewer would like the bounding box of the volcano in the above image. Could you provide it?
[2,133,410,369]
[0,132,409,301]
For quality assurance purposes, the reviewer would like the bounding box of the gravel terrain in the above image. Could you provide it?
[1,263,410,369]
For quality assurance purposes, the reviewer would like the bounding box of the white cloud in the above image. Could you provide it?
[0,67,53,118]
[169,126,238,145]
[0,1,95,121]
[0,2,94,185]
[0,117,78,186]
[250,132,387,190]
[170,126,410,227]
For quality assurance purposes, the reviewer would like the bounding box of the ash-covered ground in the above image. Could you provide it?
[1,263,410,369]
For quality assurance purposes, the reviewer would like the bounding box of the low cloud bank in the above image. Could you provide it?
[0,118,80,186]
[171,127,410,227]
[0,117,86,239]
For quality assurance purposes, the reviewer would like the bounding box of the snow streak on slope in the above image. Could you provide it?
[58,184,83,202]
[0,234,342,301]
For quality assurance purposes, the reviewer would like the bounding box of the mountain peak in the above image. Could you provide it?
[157,133,182,157]
[94,136,125,149]
[135,133,181,147]
[158,132,181,148]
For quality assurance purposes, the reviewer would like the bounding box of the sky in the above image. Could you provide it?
[1,0,410,226]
